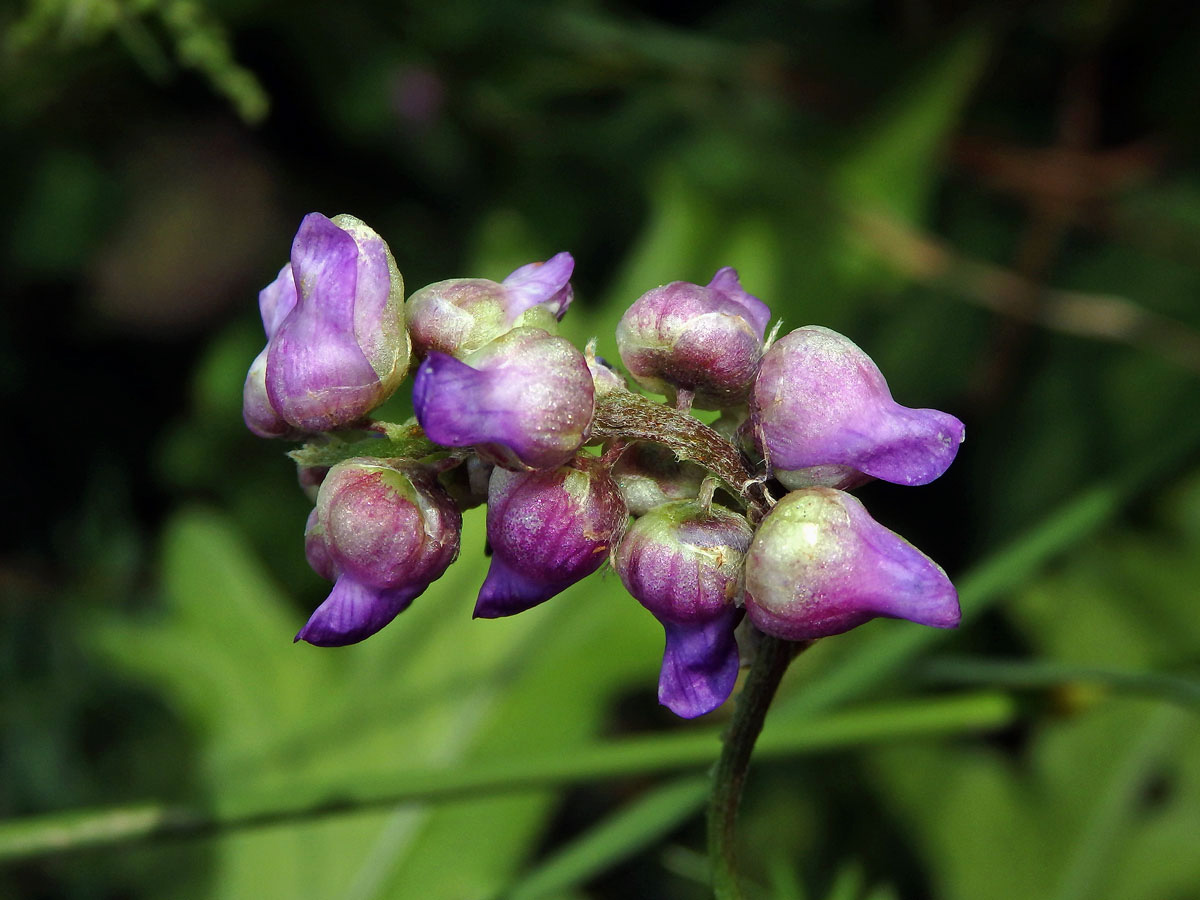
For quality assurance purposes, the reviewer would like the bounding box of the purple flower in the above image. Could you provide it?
[406,252,574,359]
[615,267,771,409]
[751,326,965,489]
[297,459,461,646]
[614,500,752,718]
[475,461,628,618]
[744,487,959,641]
[412,327,595,470]
[243,213,410,436]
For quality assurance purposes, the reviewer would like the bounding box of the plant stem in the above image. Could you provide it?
[708,634,810,900]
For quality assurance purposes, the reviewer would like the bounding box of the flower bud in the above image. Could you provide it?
[614,500,752,717]
[412,327,595,470]
[246,213,410,435]
[744,487,959,641]
[437,454,494,511]
[611,442,706,517]
[751,326,964,489]
[407,252,574,359]
[586,350,629,397]
[615,267,771,409]
[297,458,461,646]
[476,461,628,618]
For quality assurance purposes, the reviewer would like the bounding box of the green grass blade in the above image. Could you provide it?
[500,776,710,900]
[920,658,1200,710]
[0,691,1015,864]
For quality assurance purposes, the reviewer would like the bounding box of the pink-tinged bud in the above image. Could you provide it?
[246,213,410,436]
[406,252,574,359]
[615,267,771,409]
[751,326,965,489]
[744,487,960,641]
[611,442,706,517]
[412,327,595,470]
[614,500,752,717]
[475,461,628,618]
[297,459,461,646]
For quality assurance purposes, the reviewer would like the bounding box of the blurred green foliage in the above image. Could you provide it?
[3,0,1200,897]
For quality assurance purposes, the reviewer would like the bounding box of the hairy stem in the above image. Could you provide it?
[708,635,810,899]
[592,389,767,515]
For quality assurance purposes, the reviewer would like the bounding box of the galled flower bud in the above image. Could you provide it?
[407,252,574,359]
[744,487,959,641]
[615,267,771,409]
[611,442,706,517]
[247,212,410,435]
[297,458,461,646]
[751,326,965,489]
[614,500,752,718]
[412,327,594,470]
[476,460,628,618]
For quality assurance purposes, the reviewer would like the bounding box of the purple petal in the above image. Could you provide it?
[474,552,566,618]
[243,347,293,438]
[707,267,771,338]
[850,407,966,486]
[502,251,575,319]
[259,263,299,338]
[413,332,593,469]
[412,351,506,447]
[295,573,420,646]
[657,611,742,719]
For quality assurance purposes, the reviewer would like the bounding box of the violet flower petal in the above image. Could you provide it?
[707,266,771,338]
[258,263,298,338]
[243,347,294,438]
[502,251,575,320]
[413,329,593,469]
[657,611,742,719]
[473,553,567,618]
[295,573,419,646]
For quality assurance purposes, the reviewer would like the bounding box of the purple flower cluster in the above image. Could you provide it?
[244,213,966,719]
